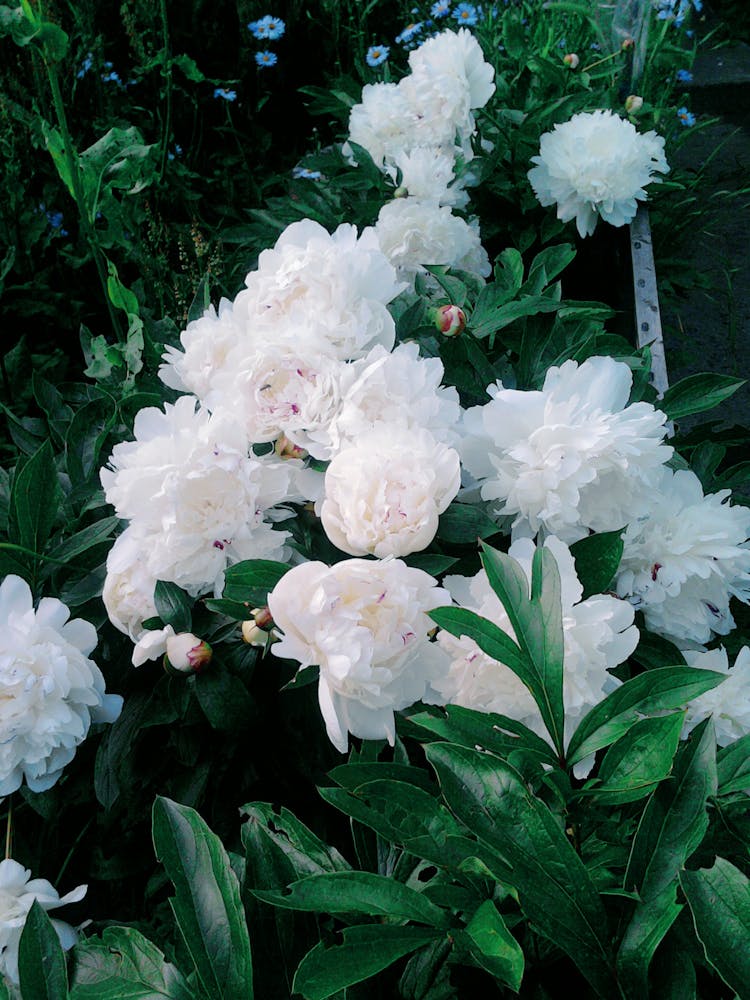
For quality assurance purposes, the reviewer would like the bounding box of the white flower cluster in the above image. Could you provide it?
[681,646,750,746]
[344,29,493,284]
[528,109,669,237]
[0,576,121,796]
[0,859,85,987]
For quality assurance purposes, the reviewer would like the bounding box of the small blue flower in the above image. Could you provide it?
[453,2,478,25]
[677,106,696,126]
[248,14,285,39]
[293,166,322,180]
[214,87,237,100]
[101,70,121,84]
[431,0,451,16]
[676,68,693,83]
[366,44,390,67]
[168,144,183,161]
[395,22,424,46]
[39,204,68,236]
[76,52,93,79]
[255,50,278,68]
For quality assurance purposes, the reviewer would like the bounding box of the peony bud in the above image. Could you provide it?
[434,304,466,337]
[242,621,265,645]
[393,185,408,199]
[274,434,308,461]
[625,94,643,114]
[563,53,579,69]
[621,37,634,50]
[164,632,212,674]
[251,606,274,629]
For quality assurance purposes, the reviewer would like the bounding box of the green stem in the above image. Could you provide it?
[55,816,94,885]
[158,0,172,183]
[43,54,123,341]
[4,795,12,860]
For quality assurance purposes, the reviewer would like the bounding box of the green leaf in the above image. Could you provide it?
[717,732,750,795]
[569,529,624,599]
[18,900,68,1000]
[625,719,717,903]
[524,243,576,293]
[480,543,565,756]
[616,886,683,1000]
[222,559,290,605]
[660,373,746,420]
[172,52,204,82]
[588,713,685,805]
[328,761,436,794]
[69,926,192,999]
[193,669,255,731]
[45,517,120,567]
[566,667,725,766]
[426,743,615,995]
[429,606,528,679]
[461,900,524,992]
[10,439,61,559]
[436,503,500,543]
[254,871,450,928]
[680,857,750,996]
[151,796,253,1000]
[241,803,351,882]
[153,580,193,633]
[293,926,441,1000]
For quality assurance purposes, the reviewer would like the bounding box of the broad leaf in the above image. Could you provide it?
[587,713,685,805]
[567,667,724,766]
[569,529,624,599]
[660,373,746,420]
[461,900,524,992]
[615,886,682,1000]
[716,732,750,795]
[426,743,616,995]
[69,926,192,999]
[680,857,750,996]
[18,900,68,1000]
[293,926,441,1000]
[152,797,253,999]
[222,559,290,605]
[11,439,61,560]
[153,580,192,633]
[254,871,450,928]
[436,503,500,543]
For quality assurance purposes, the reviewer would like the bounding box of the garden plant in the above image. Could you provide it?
[1,0,750,997]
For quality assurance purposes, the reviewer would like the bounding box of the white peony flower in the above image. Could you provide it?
[528,109,669,237]
[159,296,246,401]
[100,396,291,597]
[433,536,638,745]
[319,426,461,558]
[234,220,403,361]
[0,859,86,987]
[102,527,159,642]
[616,468,750,646]
[0,576,122,796]
[681,646,750,747]
[460,356,672,542]
[268,558,451,752]
[344,81,417,169]
[407,28,495,113]
[374,200,490,286]
[385,147,469,208]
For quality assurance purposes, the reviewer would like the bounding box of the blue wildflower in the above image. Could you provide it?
[453,2,478,25]
[366,44,389,67]
[101,70,122,84]
[168,144,183,161]
[40,204,68,236]
[214,87,237,100]
[676,68,693,83]
[293,167,322,180]
[76,52,93,79]
[255,50,278,68]
[677,106,696,126]
[395,22,423,46]
[431,0,451,16]
[248,14,285,40]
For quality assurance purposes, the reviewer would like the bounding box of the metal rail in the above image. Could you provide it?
[630,204,670,398]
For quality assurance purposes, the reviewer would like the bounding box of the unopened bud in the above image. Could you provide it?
[434,304,466,337]
[625,94,643,114]
[563,53,579,69]
[251,606,274,629]
[274,434,308,461]
[242,620,266,645]
[164,633,212,674]
[621,36,634,50]
[394,185,408,199]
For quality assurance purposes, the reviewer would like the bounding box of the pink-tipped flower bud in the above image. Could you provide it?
[625,94,643,114]
[251,606,274,629]
[563,53,579,69]
[241,621,266,645]
[434,304,466,337]
[274,434,308,461]
[164,633,212,674]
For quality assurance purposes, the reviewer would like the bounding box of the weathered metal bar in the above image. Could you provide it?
[630,204,669,397]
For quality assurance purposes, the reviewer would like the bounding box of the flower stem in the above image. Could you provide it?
[4,796,12,860]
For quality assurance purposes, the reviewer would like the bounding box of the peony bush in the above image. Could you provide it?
[2,2,749,997]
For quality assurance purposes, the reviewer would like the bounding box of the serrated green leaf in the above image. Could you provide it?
[680,857,750,996]
[462,899,524,991]
[426,743,615,995]
[151,796,253,999]
[567,667,725,765]
[18,900,68,1000]
[255,871,450,928]
[293,925,441,1000]
[69,926,192,999]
